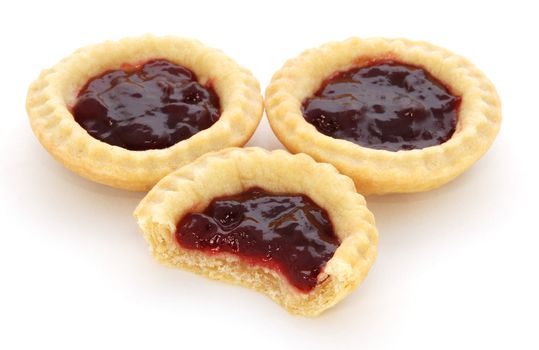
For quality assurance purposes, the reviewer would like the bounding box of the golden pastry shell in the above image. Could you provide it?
[134,147,378,316]
[265,37,501,195]
[26,35,263,191]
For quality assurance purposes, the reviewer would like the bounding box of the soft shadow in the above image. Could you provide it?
[21,138,145,240]
[245,115,285,150]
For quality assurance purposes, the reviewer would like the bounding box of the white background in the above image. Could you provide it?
[1,1,538,349]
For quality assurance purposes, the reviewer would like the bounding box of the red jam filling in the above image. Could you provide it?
[176,187,339,292]
[72,59,220,151]
[302,60,460,151]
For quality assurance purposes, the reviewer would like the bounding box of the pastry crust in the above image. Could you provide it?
[134,147,378,316]
[265,38,501,195]
[26,35,263,191]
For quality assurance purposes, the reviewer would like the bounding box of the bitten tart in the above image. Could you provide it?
[134,147,378,316]
[26,35,263,191]
[265,38,501,195]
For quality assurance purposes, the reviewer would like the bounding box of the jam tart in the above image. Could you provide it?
[134,147,378,316]
[265,38,501,195]
[26,35,263,191]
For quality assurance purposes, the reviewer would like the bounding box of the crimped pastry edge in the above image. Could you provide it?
[265,37,501,195]
[26,35,263,191]
[134,147,378,316]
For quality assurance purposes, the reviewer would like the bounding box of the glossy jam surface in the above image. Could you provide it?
[72,59,220,151]
[302,60,460,151]
[176,187,339,292]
